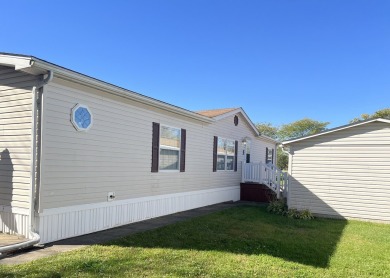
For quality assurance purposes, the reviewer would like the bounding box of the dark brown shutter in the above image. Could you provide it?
[265,147,268,163]
[234,140,238,171]
[180,129,186,172]
[213,136,218,172]
[151,122,160,172]
[271,148,274,164]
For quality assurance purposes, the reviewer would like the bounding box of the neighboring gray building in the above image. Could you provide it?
[282,119,390,222]
[0,53,277,244]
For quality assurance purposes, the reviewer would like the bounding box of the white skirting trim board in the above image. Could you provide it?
[37,186,240,244]
[0,207,29,238]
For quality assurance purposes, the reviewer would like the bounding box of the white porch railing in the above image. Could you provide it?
[241,162,289,199]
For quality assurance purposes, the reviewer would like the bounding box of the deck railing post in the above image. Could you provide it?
[284,172,289,198]
[241,162,245,182]
[276,170,281,199]
[259,162,263,184]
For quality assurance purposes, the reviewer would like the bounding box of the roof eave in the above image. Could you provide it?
[0,53,33,71]
[32,58,215,124]
[260,135,279,144]
[282,118,390,145]
[0,53,214,124]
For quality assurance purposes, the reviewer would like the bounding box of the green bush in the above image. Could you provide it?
[299,209,314,220]
[287,208,301,219]
[267,199,287,215]
[267,200,314,220]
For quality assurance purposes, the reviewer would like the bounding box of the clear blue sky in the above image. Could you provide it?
[2,1,389,128]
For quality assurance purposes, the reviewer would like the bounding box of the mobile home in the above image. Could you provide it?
[0,53,277,247]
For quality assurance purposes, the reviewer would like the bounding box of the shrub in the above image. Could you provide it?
[267,200,314,220]
[267,199,287,215]
[287,208,301,219]
[299,209,314,220]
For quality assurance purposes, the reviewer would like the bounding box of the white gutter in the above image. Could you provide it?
[0,71,53,254]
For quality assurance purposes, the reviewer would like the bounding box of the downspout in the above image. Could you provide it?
[0,71,53,254]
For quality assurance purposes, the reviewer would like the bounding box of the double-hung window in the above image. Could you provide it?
[216,137,235,171]
[151,122,186,172]
[160,126,181,170]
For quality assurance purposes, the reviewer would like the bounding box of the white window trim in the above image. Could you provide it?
[217,137,235,172]
[70,103,93,132]
[159,125,181,172]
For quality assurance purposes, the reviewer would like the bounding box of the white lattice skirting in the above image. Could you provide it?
[37,186,240,244]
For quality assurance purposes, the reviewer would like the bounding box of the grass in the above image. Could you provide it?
[1,205,389,277]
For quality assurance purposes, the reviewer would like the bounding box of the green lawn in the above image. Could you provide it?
[1,205,389,277]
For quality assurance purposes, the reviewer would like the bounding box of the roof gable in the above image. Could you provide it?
[196,108,238,118]
[282,118,390,145]
[197,107,278,143]
[197,107,259,135]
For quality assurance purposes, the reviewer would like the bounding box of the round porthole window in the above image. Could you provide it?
[71,104,93,131]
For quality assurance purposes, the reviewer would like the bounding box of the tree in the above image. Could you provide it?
[373,108,390,119]
[255,118,329,170]
[350,108,390,123]
[276,147,288,170]
[278,118,329,141]
[255,122,289,169]
[255,122,278,140]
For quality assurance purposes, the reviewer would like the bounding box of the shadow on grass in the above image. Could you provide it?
[106,205,347,268]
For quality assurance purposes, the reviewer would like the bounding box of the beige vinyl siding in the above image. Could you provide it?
[39,78,273,210]
[212,116,275,165]
[288,122,390,221]
[0,65,37,210]
[39,79,216,209]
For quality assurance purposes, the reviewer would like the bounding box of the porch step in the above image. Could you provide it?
[240,183,276,203]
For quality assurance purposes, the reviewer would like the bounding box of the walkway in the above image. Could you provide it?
[0,201,263,265]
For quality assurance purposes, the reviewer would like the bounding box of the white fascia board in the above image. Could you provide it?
[282,118,390,145]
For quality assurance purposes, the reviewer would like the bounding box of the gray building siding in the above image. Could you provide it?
[287,121,390,222]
